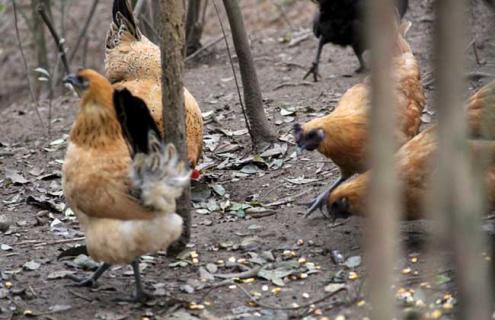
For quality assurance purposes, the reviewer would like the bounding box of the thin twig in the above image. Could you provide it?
[269,0,294,31]
[213,265,262,279]
[237,283,347,310]
[11,0,45,127]
[273,81,313,91]
[69,0,100,62]
[263,189,312,207]
[17,237,85,248]
[38,4,70,75]
[212,0,255,145]
[185,34,224,62]
[69,289,93,302]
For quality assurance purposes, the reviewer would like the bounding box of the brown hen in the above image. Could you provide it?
[327,80,495,220]
[62,69,190,302]
[294,20,425,217]
[105,0,203,168]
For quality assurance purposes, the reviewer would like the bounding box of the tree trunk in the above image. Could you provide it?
[185,0,204,55]
[222,0,276,145]
[364,0,400,318]
[430,0,493,317]
[158,0,191,255]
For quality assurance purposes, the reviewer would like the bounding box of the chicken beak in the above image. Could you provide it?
[63,74,88,91]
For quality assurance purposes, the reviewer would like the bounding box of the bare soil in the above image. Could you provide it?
[1,0,495,319]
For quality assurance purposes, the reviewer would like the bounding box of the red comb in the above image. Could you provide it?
[191,169,201,180]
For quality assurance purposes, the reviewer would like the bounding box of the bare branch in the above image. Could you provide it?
[11,0,45,127]
[69,0,100,62]
[364,0,400,318]
[38,3,70,75]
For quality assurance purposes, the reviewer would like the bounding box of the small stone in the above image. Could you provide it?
[0,215,11,233]
[5,282,12,289]
[206,263,218,274]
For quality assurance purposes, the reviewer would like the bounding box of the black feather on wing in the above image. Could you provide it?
[113,88,162,157]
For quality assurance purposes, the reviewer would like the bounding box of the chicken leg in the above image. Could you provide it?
[114,260,151,303]
[304,37,326,82]
[305,175,347,218]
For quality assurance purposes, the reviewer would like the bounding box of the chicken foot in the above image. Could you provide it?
[113,260,151,303]
[66,263,111,287]
[304,175,347,218]
[352,46,367,74]
[303,38,325,82]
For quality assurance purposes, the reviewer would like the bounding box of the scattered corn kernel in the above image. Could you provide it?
[248,301,257,307]
[23,310,33,316]
[291,303,299,308]
[300,273,308,279]
[306,262,316,269]
[204,301,211,306]
[142,317,151,320]
[251,291,261,297]
[190,251,198,258]
[298,257,307,264]
[429,310,442,319]
[297,239,304,246]
[416,300,426,307]
[335,315,346,320]
[420,282,431,289]
[313,308,322,316]
[348,271,358,280]
[402,267,412,275]
[238,258,247,264]
[189,302,205,310]
[228,257,236,263]
[357,300,366,307]
[216,260,225,266]
[443,303,453,310]
[5,282,12,289]
[242,278,255,283]
[283,250,297,258]
[261,285,269,291]
[229,285,237,289]
[413,271,419,275]
[302,292,310,299]
[271,287,281,295]
[192,258,199,264]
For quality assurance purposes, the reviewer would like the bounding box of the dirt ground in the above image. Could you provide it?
[1,0,495,319]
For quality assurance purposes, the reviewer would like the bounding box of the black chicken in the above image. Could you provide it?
[304,0,409,82]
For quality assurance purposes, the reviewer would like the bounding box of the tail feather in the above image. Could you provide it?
[106,0,141,50]
[113,89,191,213]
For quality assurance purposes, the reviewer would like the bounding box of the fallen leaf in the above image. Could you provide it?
[23,260,41,271]
[324,283,346,293]
[47,270,76,280]
[343,256,362,269]
[5,169,29,184]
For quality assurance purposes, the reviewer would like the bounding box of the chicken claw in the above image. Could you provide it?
[65,263,111,287]
[303,62,321,82]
